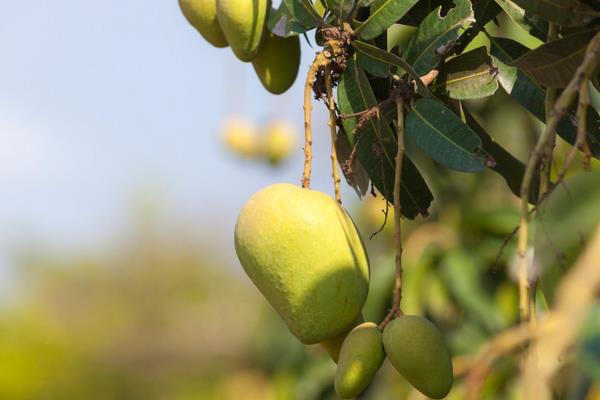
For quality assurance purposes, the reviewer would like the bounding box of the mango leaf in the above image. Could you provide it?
[406,98,485,172]
[434,46,499,99]
[355,40,391,78]
[354,0,419,40]
[510,0,596,27]
[324,0,355,18]
[462,107,539,202]
[398,0,455,26]
[352,40,431,96]
[338,57,433,218]
[452,0,501,54]
[405,0,475,75]
[512,30,597,89]
[494,0,548,40]
[536,171,600,305]
[490,36,600,159]
[268,0,323,37]
[335,127,370,198]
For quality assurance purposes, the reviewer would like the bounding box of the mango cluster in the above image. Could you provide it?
[178,0,300,94]
[221,118,296,165]
[234,184,454,398]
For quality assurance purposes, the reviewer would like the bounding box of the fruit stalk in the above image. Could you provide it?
[379,97,406,329]
[325,64,342,203]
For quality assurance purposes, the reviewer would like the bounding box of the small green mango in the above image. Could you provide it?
[320,314,365,363]
[178,0,228,48]
[383,316,453,399]
[234,184,369,344]
[216,0,271,62]
[335,322,385,399]
[252,33,300,95]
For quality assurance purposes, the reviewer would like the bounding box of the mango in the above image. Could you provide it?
[234,184,369,344]
[178,0,228,48]
[221,117,260,158]
[252,33,301,95]
[383,316,453,399]
[335,322,385,399]
[260,120,296,165]
[216,0,271,62]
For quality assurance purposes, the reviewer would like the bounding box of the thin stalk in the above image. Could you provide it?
[325,64,342,203]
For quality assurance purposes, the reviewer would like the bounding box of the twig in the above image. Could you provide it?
[517,32,600,323]
[325,64,342,203]
[378,97,405,330]
[302,52,330,189]
[558,80,590,180]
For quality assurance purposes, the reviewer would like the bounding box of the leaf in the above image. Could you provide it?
[490,36,600,159]
[405,98,485,172]
[405,0,475,75]
[335,127,370,198]
[398,0,455,26]
[494,0,548,40]
[268,0,323,37]
[355,0,419,40]
[536,171,600,304]
[337,57,434,218]
[352,40,431,96]
[324,0,355,18]
[510,0,597,27]
[578,304,600,383]
[462,106,539,202]
[434,46,499,99]
[512,30,597,89]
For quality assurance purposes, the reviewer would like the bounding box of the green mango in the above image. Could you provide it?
[252,33,300,95]
[320,314,365,363]
[178,0,228,48]
[235,184,370,344]
[216,0,271,62]
[383,316,453,399]
[335,322,385,399]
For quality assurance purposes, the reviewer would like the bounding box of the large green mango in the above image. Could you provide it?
[234,184,369,344]
[216,0,271,62]
[335,322,385,399]
[383,316,453,399]
[252,33,300,95]
[178,0,228,48]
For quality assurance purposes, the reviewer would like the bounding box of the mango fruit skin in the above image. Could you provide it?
[383,316,453,399]
[178,0,228,48]
[216,0,271,62]
[234,184,370,344]
[252,33,301,95]
[335,322,385,399]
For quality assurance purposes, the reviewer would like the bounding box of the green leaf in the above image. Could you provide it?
[494,0,548,40]
[434,46,499,99]
[510,0,597,27]
[489,36,600,159]
[405,98,485,172]
[324,0,355,18]
[462,106,539,202]
[337,57,434,219]
[355,0,419,40]
[268,0,323,37]
[405,0,475,75]
[397,0,454,27]
[352,40,431,96]
[536,171,600,304]
[512,30,597,89]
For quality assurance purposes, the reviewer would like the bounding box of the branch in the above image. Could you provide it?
[325,64,342,203]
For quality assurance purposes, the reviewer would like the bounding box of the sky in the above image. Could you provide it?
[0,0,359,287]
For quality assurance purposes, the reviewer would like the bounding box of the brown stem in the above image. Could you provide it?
[325,64,342,203]
[379,97,405,330]
[517,32,600,323]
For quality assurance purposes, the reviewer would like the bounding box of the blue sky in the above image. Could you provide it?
[0,0,361,282]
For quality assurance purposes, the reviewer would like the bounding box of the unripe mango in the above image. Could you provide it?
[260,120,296,165]
[234,184,369,344]
[178,0,228,48]
[216,0,271,62]
[383,316,453,399]
[252,33,301,95]
[335,322,385,399]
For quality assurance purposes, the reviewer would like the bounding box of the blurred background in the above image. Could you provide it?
[1,1,600,399]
